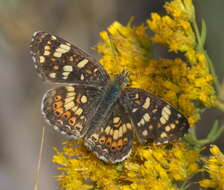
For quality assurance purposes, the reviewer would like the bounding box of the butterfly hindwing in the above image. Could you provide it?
[84,102,134,163]
[42,85,101,138]
[120,88,189,145]
[30,31,109,85]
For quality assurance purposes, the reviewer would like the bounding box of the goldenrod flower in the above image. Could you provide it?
[96,21,152,78]
[53,140,199,190]
[199,145,224,190]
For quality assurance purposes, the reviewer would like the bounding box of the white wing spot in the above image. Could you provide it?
[53,52,62,58]
[126,123,132,129]
[33,31,39,37]
[32,56,36,63]
[64,101,74,111]
[51,35,57,40]
[65,96,74,104]
[66,86,75,92]
[80,95,88,103]
[80,74,84,80]
[160,117,167,124]
[143,113,150,122]
[113,130,119,140]
[132,108,138,112]
[75,108,83,115]
[77,59,88,68]
[142,130,148,136]
[160,132,167,138]
[49,72,56,78]
[60,44,71,51]
[39,56,45,63]
[63,65,73,72]
[44,51,51,56]
[143,97,151,109]
[165,126,171,132]
[62,72,70,79]
[105,126,111,135]
[113,117,120,124]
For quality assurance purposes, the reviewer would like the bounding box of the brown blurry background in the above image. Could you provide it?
[0,0,223,189]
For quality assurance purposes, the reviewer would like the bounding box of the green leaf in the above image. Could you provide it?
[200,19,207,47]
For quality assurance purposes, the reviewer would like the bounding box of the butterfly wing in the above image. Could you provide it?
[84,102,134,163]
[120,88,189,144]
[30,31,109,85]
[42,85,101,138]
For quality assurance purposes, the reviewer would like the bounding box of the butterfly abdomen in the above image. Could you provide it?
[88,82,122,129]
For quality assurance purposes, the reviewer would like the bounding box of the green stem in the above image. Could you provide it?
[180,179,191,190]
[184,121,224,147]
[216,99,224,112]
[192,16,221,97]
[204,50,221,97]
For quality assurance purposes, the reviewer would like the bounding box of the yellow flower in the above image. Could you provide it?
[199,145,224,190]
[96,21,152,78]
[53,140,200,190]
[164,0,195,21]
[148,13,195,53]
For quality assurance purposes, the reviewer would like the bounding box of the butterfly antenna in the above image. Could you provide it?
[107,31,121,74]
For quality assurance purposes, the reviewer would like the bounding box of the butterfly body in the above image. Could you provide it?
[84,77,124,134]
[30,31,189,163]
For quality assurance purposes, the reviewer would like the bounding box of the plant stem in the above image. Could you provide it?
[216,99,224,112]
[184,121,224,147]
[34,126,46,190]
[192,16,221,97]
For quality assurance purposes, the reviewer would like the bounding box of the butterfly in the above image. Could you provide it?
[30,31,189,163]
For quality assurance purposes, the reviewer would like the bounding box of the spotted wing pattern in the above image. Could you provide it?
[120,88,189,145]
[42,85,101,138]
[30,31,109,85]
[84,102,134,163]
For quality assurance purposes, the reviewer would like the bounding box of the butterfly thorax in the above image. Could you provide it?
[97,71,129,108]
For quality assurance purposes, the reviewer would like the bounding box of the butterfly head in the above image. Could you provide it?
[115,71,129,88]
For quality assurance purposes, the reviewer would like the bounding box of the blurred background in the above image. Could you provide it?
[0,0,223,189]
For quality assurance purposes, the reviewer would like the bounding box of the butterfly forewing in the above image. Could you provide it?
[42,85,101,138]
[30,31,109,85]
[120,88,189,145]
[84,102,134,163]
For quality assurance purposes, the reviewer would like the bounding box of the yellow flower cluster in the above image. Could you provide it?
[147,0,216,124]
[148,0,195,53]
[199,145,224,190]
[53,140,199,190]
[96,21,152,78]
